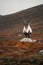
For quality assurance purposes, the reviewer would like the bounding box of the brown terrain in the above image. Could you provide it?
[0,4,43,65]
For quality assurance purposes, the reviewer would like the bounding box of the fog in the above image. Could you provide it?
[0,0,43,15]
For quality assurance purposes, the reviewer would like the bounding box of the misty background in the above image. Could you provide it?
[0,0,43,15]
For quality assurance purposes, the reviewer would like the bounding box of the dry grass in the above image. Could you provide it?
[0,40,43,65]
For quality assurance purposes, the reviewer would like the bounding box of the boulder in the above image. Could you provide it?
[20,38,36,43]
[39,50,43,55]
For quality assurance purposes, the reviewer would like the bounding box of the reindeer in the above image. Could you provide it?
[23,19,32,38]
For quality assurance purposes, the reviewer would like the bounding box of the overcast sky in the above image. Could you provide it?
[0,0,43,15]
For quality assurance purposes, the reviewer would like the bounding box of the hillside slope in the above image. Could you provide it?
[0,4,43,65]
[0,4,43,42]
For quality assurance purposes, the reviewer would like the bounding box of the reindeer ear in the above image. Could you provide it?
[23,22,25,25]
[28,22,30,25]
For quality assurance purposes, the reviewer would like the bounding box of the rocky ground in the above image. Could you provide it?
[0,41,43,65]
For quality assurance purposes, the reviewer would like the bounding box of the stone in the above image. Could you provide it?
[20,38,36,43]
[39,50,43,55]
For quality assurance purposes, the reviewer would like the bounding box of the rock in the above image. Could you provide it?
[39,50,43,55]
[18,34,21,37]
[20,38,36,43]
